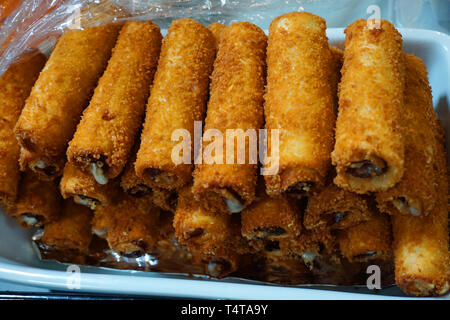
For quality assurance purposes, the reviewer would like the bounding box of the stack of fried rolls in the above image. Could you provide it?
[0,13,447,297]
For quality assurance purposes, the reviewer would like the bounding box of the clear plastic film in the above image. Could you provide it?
[0,0,399,75]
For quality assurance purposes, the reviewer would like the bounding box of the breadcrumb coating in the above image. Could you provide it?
[332,19,405,193]
[67,21,162,181]
[15,24,122,180]
[391,55,449,297]
[8,171,62,228]
[337,209,392,262]
[264,12,336,197]
[0,53,46,209]
[376,54,439,216]
[192,22,267,214]
[135,18,216,190]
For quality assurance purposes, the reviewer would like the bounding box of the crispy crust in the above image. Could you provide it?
[120,141,178,212]
[94,194,161,256]
[337,209,392,262]
[391,57,449,297]
[332,19,405,193]
[135,18,216,190]
[15,24,122,180]
[241,183,302,253]
[304,182,372,230]
[67,21,162,180]
[280,228,336,257]
[208,22,226,50]
[60,162,120,209]
[192,22,267,214]
[376,54,438,216]
[41,200,92,254]
[0,53,46,209]
[263,12,336,197]
[9,171,62,228]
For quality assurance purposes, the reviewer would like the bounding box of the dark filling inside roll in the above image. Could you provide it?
[145,168,163,179]
[129,184,152,198]
[168,192,178,209]
[354,250,377,260]
[221,188,244,213]
[346,157,387,178]
[75,194,100,209]
[286,181,314,196]
[185,227,204,239]
[264,240,281,252]
[20,212,44,227]
[32,161,57,178]
[255,226,286,239]
[207,257,232,278]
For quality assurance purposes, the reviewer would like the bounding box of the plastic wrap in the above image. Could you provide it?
[0,0,396,75]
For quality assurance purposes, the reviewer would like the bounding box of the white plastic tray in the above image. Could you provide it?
[0,28,449,300]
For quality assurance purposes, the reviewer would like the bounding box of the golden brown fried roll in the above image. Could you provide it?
[208,22,226,49]
[94,194,160,257]
[337,209,392,262]
[60,162,120,210]
[10,171,62,228]
[174,186,245,278]
[67,21,162,184]
[41,200,92,256]
[15,24,122,180]
[0,53,46,209]
[135,18,216,191]
[280,229,336,270]
[120,142,178,212]
[192,22,267,214]
[376,55,439,216]
[391,60,449,297]
[241,184,302,254]
[263,12,336,198]
[331,19,405,193]
[303,182,372,230]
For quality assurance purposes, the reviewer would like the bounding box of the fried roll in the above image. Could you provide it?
[337,209,392,262]
[0,53,46,209]
[135,18,216,190]
[94,194,161,257]
[67,21,162,184]
[280,229,336,270]
[60,162,120,210]
[10,171,62,228]
[192,22,267,214]
[263,12,336,198]
[331,19,405,193]
[15,24,122,180]
[376,55,439,216]
[391,61,449,297]
[303,182,372,230]
[241,184,302,254]
[174,186,245,278]
[120,142,178,212]
[41,200,93,256]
